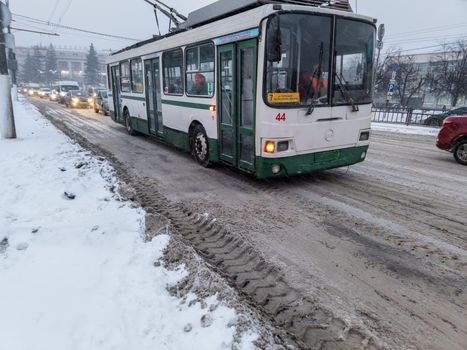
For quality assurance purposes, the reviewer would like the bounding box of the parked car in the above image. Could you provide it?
[64,90,93,109]
[92,89,109,115]
[38,88,51,98]
[436,115,467,165]
[425,107,467,127]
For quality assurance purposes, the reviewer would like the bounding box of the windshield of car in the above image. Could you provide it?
[333,19,375,105]
[98,91,108,98]
[61,85,80,92]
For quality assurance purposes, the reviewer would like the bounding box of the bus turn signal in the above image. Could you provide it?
[265,141,275,153]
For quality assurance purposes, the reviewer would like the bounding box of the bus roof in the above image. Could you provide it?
[108,2,374,63]
[180,0,352,30]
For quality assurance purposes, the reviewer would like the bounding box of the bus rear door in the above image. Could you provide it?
[110,65,123,123]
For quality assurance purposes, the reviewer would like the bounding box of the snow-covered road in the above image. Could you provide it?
[26,97,467,350]
[0,98,260,350]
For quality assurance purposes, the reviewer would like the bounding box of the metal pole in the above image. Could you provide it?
[6,0,16,86]
[0,0,16,139]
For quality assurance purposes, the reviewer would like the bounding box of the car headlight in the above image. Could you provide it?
[72,97,79,102]
[60,92,66,97]
[88,98,93,103]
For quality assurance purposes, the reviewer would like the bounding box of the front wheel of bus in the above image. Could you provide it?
[124,110,136,136]
[192,125,210,167]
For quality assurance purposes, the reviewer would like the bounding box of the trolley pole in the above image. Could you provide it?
[0,0,16,139]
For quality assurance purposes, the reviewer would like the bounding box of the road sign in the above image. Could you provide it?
[392,63,399,71]
[378,24,385,41]
[388,83,395,96]
[0,2,12,28]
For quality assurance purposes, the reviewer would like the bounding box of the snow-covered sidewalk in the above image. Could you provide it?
[371,122,440,136]
[0,98,257,350]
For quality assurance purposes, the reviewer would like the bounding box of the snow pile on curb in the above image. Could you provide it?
[0,99,257,350]
[371,122,440,136]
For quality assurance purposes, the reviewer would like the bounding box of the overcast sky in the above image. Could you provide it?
[9,0,467,54]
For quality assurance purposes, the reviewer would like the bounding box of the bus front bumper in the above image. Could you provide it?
[255,145,369,179]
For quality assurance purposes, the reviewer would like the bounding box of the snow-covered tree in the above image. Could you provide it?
[85,43,100,86]
[45,44,58,85]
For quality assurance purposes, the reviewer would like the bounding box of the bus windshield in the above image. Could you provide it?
[264,13,375,108]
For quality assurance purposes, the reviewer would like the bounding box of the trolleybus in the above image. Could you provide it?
[107,0,376,178]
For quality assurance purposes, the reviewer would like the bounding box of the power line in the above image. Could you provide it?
[13,13,142,42]
[10,27,59,36]
[58,0,73,24]
[386,40,466,54]
[386,34,467,44]
[48,0,61,23]
[386,22,467,39]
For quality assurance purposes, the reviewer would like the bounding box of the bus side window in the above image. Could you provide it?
[186,43,215,97]
[163,48,184,95]
[120,61,131,93]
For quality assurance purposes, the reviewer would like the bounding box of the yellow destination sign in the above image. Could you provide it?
[268,92,300,104]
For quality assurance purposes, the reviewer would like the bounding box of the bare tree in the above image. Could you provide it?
[374,48,398,96]
[388,51,427,108]
[431,40,467,107]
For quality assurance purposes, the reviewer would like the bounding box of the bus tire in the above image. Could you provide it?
[192,124,210,167]
[124,110,136,136]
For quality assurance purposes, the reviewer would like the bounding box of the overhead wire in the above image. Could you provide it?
[58,0,74,24]
[13,13,141,42]
[48,0,61,23]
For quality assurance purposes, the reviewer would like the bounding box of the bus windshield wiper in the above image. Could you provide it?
[305,42,324,116]
[334,73,359,112]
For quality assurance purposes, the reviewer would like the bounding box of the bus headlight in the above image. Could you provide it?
[359,131,370,141]
[265,141,275,153]
[277,141,289,152]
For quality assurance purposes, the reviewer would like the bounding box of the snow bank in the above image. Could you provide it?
[0,99,254,350]
[371,122,440,136]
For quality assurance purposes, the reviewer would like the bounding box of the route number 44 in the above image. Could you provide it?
[275,113,286,122]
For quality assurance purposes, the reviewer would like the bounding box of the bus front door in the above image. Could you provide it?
[218,39,257,171]
[111,65,123,123]
[144,58,163,136]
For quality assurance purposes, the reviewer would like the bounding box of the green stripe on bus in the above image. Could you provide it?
[161,99,211,110]
[121,95,146,101]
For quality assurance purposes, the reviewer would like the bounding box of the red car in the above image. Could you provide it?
[436,115,467,165]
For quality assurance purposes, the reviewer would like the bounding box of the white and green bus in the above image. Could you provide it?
[107,0,376,178]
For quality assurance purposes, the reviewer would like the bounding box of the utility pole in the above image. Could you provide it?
[0,0,16,139]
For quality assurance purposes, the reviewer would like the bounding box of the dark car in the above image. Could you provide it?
[436,115,467,165]
[64,90,93,109]
[92,89,109,115]
[425,107,467,127]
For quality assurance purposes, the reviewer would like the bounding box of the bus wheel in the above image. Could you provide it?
[124,110,136,136]
[192,125,210,167]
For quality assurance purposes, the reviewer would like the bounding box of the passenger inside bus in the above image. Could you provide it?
[298,68,329,103]
[190,73,208,95]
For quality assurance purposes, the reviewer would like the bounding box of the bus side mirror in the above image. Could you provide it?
[267,15,282,62]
